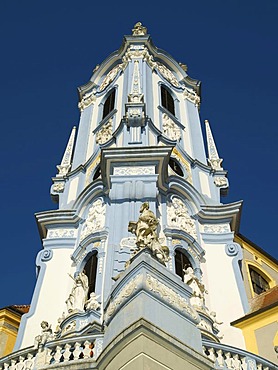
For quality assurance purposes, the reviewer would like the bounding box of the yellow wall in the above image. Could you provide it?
[0,308,22,357]
[233,306,278,363]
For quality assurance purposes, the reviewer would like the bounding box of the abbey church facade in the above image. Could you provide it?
[0,23,277,370]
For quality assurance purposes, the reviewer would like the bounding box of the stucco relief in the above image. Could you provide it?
[167,197,197,239]
[146,274,198,320]
[214,177,228,187]
[52,182,65,193]
[80,199,106,241]
[78,90,96,111]
[105,274,142,318]
[114,166,155,176]
[183,88,201,107]
[95,119,113,144]
[47,229,76,239]
[203,224,230,234]
[162,113,181,141]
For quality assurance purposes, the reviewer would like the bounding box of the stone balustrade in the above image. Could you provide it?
[0,335,103,370]
[202,340,277,370]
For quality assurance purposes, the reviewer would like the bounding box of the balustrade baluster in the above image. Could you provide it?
[63,344,71,362]
[216,349,225,367]
[83,341,91,359]
[208,347,216,362]
[73,342,81,360]
[53,346,62,363]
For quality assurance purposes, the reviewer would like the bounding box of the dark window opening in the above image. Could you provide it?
[169,158,183,176]
[93,166,101,181]
[249,267,269,295]
[102,89,115,119]
[84,253,98,297]
[161,86,175,116]
[175,249,192,280]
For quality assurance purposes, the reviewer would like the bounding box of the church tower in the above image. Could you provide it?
[3,23,276,370]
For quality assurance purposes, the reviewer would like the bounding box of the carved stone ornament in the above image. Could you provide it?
[162,113,181,141]
[214,176,228,187]
[146,274,198,320]
[41,249,53,262]
[203,224,230,234]
[48,229,76,239]
[99,65,121,92]
[167,197,197,239]
[225,243,240,257]
[114,166,155,176]
[80,198,106,241]
[156,62,180,88]
[128,202,170,264]
[78,90,96,111]
[52,182,65,193]
[132,22,147,36]
[183,88,201,107]
[96,119,113,144]
[105,274,142,318]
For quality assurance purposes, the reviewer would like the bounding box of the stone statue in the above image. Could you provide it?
[132,22,147,36]
[183,267,207,308]
[162,113,181,141]
[128,202,169,264]
[66,271,89,313]
[85,292,101,311]
[96,119,113,144]
[34,321,52,348]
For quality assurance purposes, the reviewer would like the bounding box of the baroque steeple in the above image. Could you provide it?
[7,23,276,370]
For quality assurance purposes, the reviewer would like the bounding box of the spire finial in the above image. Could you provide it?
[205,120,223,170]
[132,22,147,36]
[56,126,76,176]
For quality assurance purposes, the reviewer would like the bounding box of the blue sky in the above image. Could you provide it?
[0,1,277,307]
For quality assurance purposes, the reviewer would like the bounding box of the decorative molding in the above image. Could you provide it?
[203,224,230,234]
[80,199,106,242]
[41,249,53,262]
[214,177,228,187]
[167,197,197,239]
[105,274,142,318]
[146,274,198,320]
[96,118,113,145]
[78,90,96,111]
[162,113,181,141]
[47,229,77,239]
[114,166,155,176]
[225,243,240,257]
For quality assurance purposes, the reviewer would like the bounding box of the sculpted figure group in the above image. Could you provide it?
[128,202,169,264]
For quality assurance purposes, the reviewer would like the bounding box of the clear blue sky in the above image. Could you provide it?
[0,0,277,307]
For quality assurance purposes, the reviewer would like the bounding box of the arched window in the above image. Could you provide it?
[102,89,115,119]
[169,158,183,176]
[161,86,175,116]
[84,253,98,297]
[249,266,270,295]
[175,249,192,280]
